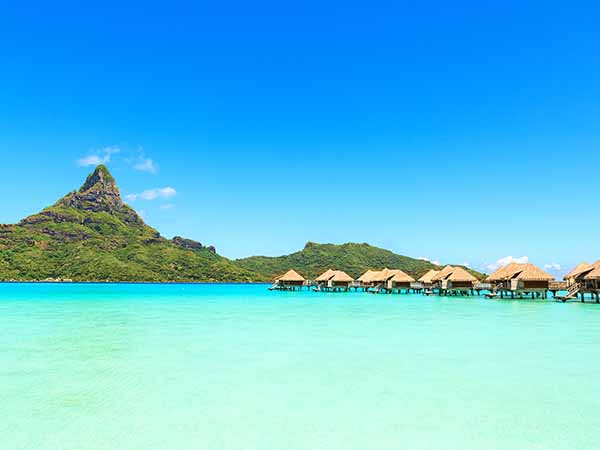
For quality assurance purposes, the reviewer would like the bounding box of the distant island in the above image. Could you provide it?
[0,165,482,282]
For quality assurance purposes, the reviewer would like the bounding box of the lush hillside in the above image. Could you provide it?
[0,165,484,283]
[237,242,483,280]
[0,165,256,282]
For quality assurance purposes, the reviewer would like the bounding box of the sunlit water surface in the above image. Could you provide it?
[1,283,599,449]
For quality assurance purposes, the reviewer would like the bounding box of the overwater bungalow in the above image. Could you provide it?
[562,261,600,302]
[270,269,306,291]
[388,270,415,293]
[357,269,380,291]
[430,265,453,292]
[431,266,478,295]
[486,263,554,299]
[369,268,388,291]
[315,269,354,292]
[564,263,591,287]
[370,268,415,293]
[315,269,335,283]
[417,269,440,292]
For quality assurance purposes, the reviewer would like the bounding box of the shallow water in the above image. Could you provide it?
[1,283,599,450]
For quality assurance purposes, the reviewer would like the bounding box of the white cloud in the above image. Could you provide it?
[463,262,471,268]
[485,255,529,272]
[160,203,175,210]
[78,146,120,167]
[419,256,441,265]
[125,187,177,202]
[544,263,561,271]
[134,157,159,174]
[78,154,104,166]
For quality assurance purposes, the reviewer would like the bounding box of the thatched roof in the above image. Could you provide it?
[315,269,335,282]
[517,265,554,281]
[431,265,476,283]
[276,269,305,282]
[487,263,554,282]
[431,265,454,281]
[315,269,354,283]
[330,270,354,283]
[418,269,440,283]
[584,266,600,280]
[357,270,379,283]
[445,266,478,282]
[563,262,592,280]
[583,267,600,280]
[389,269,415,283]
[486,263,519,282]
[582,260,600,280]
[371,268,392,283]
[368,268,414,283]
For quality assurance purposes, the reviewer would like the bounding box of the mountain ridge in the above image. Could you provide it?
[0,166,483,282]
[237,241,483,280]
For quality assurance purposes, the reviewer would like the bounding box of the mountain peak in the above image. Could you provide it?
[80,165,117,193]
[58,165,123,213]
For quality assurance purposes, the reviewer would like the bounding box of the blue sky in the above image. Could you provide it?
[1,1,599,275]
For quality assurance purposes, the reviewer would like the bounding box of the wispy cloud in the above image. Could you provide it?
[78,146,120,167]
[125,187,177,202]
[484,255,529,272]
[134,157,159,174]
[418,256,441,266]
[544,263,561,271]
[160,203,175,210]
[78,154,105,166]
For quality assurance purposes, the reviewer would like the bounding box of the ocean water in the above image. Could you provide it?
[1,283,599,450]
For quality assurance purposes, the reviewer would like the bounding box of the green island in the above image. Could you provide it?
[0,165,482,282]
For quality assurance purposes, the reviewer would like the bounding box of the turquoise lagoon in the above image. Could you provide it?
[1,283,599,449]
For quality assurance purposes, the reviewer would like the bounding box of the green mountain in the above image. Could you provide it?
[237,242,483,280]
[0,165,483,283]
[0,165,255,282]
